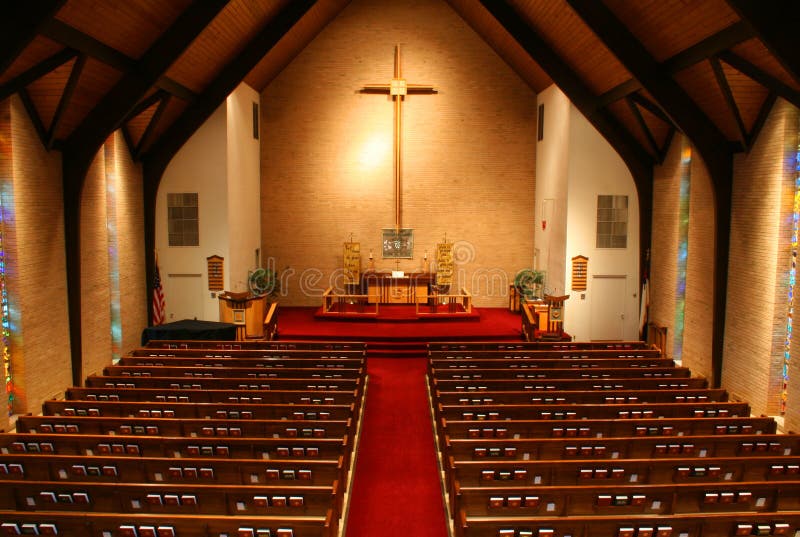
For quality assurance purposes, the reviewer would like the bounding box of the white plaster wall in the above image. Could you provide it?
[157,103,229,322]
[565,102,640,341]
[533,86,570,294]
[226,83,262,291]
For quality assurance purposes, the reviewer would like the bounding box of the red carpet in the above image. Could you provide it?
[345,357,448,537]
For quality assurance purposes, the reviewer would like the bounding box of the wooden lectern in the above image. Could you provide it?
[218,291,267,340]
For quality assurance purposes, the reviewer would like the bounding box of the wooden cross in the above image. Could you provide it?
[360,45,437,230]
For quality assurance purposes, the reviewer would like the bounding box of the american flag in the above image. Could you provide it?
[152,257,165,325]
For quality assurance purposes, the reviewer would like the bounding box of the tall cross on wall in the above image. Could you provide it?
[360,45,437,230]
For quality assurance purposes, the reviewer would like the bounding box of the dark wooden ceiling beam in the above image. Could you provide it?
[135,93,171,159]
[64,0,228,171]
[626,96,661,160]
[0,48,78,103]
[598,21,753,109]
[479,0,654,315]
[568,0,733,387]
[46,53,86,149]
[60,0,229,386]
[41,19,198,103]
[0,1,66,77]
[718,50,800,110]
[710,57,748,150]
[17,88,48,147]
[142,0,317,325]
[726,0,800,85]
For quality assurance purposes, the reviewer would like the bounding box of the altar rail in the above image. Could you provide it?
[418,288,472,316]
[322,288,380,316]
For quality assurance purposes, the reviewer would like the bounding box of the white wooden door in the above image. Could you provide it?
[590,275,627,340]
[165,274,204,322]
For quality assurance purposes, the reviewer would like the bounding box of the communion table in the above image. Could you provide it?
[363,272,435,304]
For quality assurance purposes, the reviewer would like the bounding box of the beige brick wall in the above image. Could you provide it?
[109,132,147,355]
[260,0,536,307]
[0,100,10,430]
[4,95,72,414]
[649,136,684,359]
[683,153,715,380]
[81,149,113,379]
[723,100,796,416]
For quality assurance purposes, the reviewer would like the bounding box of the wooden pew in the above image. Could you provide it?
[102,364,364,380]
[86,375,361,393]
[439,416,778,443]
[428,348,664,360]
[429,341,653,351]
[0,453,345,488]
[14,415,353,440]
[435,388,729,405]
[435,401,751,423]
[443,433,800,462]
[0,478,339,518]
[119,355,365,369]
[432,366,692,382]
[65,386,358,405]
[0,509,337,537]
[42,400,356,422]
[0,432,350,462]
[431,377,706,392]
[447,454,800,491]
[430,358,675,375]
[145,339,366,351]
[453,479,800,518]
[456,510,800,537]
[131,347,364,360]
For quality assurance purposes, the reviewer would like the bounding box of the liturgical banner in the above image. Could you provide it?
[436,242,454,285]
[344,242,361,284]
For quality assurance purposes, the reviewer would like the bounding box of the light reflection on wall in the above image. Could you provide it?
[105,142,122,361]
[784,137,800,413]
[358,136,391,171]
[673,141,692,363]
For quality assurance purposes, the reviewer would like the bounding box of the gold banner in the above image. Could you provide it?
[344,242,361,284]
[436,242,454,285]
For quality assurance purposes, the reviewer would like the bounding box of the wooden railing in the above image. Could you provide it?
[419,288,472,316]
[521,300,537,341]
[647,321,668,357]
[263,301,278,341]
[322,287,380,315]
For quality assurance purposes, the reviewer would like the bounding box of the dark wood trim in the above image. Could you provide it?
[0,48,78,103]
[0,1,66,76]
[726,0,800,85]
[598,21,754,108]
[46,53,86,149]
[135,93,171,159]
[40,19,198,103]
[626,95,661,159]
[16,88,48,147]
[747,92,778,151]
[710,56,747,150]
[718,51,800,110]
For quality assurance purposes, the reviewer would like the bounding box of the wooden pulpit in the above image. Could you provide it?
[218,291,267,340]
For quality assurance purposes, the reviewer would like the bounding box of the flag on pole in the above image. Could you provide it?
[152,255,165,326]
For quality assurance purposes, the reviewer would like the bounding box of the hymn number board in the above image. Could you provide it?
[343,242,361,284]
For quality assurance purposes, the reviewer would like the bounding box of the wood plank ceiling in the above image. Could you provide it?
[1,0,798,171]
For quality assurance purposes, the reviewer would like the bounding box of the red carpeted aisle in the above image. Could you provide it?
[345,357,448,537]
